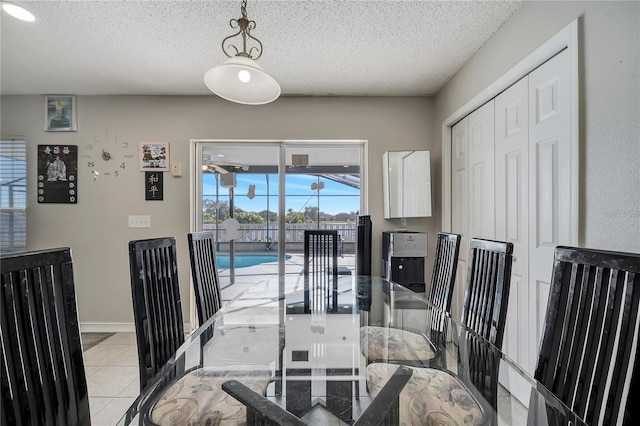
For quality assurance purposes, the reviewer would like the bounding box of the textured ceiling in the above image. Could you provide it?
[1,0,523,97]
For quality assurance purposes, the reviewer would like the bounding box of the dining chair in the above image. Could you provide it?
[1,248,91,426]
[222,365,414,425]
[360,232,462,367]
[128,237,272,425]
[531,246,640,425]
[129,237,185,392]
[365,237,513,424]
[304,229,339,277]
[461,237,513,348]
[187,231,222,326]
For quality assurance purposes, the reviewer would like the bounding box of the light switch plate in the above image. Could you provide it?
[128,215,151,228]
[170,161,182,176]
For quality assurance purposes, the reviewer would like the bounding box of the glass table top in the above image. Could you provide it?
[119,275,586,425]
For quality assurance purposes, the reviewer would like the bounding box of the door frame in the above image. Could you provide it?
[188,139,368,327]
[441,18,579,242]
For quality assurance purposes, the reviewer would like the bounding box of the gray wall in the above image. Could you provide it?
[2,0,639,329]
[0,95,437,327]
[433,0,640,252]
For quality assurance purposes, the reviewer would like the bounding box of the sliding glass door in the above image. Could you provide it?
[192,140,365,292]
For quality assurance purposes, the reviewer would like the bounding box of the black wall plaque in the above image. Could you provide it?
[37,144,78,203]
[145,171,163,201]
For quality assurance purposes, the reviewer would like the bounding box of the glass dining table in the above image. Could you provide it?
[119,275,585,425]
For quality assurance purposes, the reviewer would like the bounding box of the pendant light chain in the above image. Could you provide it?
[221,0,262,60]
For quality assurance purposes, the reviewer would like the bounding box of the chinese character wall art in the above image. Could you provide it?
[139,142,170,171]
[145,172,163,200]
[45,95,77,132]
[37,145,78,203]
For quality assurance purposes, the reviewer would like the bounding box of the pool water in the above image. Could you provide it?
[215,254,290,269]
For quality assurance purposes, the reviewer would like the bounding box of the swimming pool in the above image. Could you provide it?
[215,254,291,269]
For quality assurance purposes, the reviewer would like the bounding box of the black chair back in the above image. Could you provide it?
[1,248,90,426]
[428,232,461,329]
[303,230,338,277]
[128,237,184,392]
[534,246,640,425]
[187,232,222,326]
[461,238,513,349]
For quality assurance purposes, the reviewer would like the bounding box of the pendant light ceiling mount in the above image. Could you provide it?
[204,0,280,105]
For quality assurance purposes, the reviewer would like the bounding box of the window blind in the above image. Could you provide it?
[1,139,27,254]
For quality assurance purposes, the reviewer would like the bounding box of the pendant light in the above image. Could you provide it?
[204,0,280,105]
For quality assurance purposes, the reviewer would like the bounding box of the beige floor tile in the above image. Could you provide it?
[90,397,136,426]
[84,365,102,378]
[86,366,138,397]
[84,344,134,366]
[109,345,139,367]
[117,377,141,398]
[102,332,137,345]
[89,397,113,417]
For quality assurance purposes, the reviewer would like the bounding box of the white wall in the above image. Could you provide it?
[1,95,437,327]
[433,1,640,252]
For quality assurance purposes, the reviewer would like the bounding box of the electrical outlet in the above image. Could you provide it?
[128,215,151,228]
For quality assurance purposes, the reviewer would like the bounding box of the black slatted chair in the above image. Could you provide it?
[304,230,338,277]
[129,237,184,392]
[531,246,640,425]
[129,237,272,425]
[304,230,340,312]
[458,238,513,413]
[365,237,513,425]
[1,248,91,426]
[187,231,222,326]
[360,232,462,367]
[461,238,514,348]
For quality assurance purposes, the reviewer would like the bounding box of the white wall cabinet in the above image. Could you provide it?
[382,150,432,219]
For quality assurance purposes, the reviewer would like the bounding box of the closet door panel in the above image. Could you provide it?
[451,117,469,320]
[528,49,572,350]
[495,76,531,372]
[468,101,495,240]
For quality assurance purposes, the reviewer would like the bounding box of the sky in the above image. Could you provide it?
[203,173,360,216]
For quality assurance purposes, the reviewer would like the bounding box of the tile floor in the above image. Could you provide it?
[83,332,139,425]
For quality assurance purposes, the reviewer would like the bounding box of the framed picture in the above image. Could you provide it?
[37,144,78,203]
[139,142,170,171]
[45,95,77,132]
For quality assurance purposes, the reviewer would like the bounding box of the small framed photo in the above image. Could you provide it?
[139,142,170,171]
[45,95,77,132]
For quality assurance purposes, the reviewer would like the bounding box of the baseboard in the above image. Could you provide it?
[80,322,194,333]
[80,322,135,333]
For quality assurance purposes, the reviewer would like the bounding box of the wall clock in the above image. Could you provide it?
[82,134,134,180]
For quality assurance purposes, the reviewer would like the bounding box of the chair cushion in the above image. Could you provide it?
[366,363,484,426]
[360,326,436,362]
[151,366,272,426]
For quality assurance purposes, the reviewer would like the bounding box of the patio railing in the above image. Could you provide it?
[203,223,357,253]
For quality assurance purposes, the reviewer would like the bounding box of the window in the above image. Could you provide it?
[1,139,27,254]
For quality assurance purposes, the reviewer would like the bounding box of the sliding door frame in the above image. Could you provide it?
[189,139,368,325]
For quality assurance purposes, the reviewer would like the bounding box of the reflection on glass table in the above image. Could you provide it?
[119,275,585,426]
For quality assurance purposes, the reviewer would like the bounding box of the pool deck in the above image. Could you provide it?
[217,253,356,303]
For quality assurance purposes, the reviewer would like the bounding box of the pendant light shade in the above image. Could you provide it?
[205,0,280,105]
[204,56,280,105]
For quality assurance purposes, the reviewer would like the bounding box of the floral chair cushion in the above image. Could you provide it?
[151,366,272,426]
[360,326,436,362]
[366,363,484,426]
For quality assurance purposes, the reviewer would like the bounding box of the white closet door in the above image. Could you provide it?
[495,77,532,371]
[468,101,495,240]
[528,49,572,352]
[451,117,469,320]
